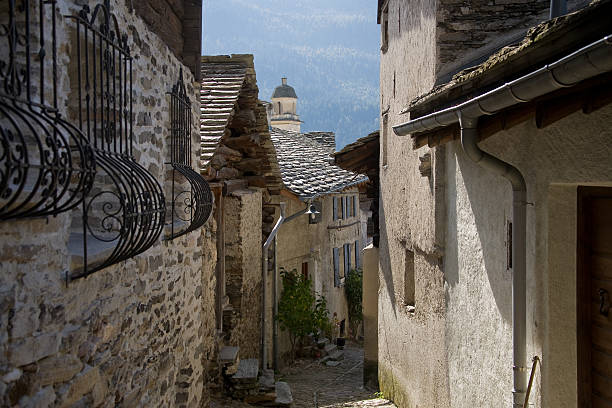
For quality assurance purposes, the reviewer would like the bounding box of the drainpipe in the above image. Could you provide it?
[273,235,279,371]
[262,202,286,370]
[549,0,567,19]
[391,35,612,406]
[459,114,527,407]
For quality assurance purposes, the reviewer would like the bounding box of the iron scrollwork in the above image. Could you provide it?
[0,0,95,220]
[67,1,165,280]
[166,68,212,240]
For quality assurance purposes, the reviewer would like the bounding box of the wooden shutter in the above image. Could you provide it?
[353,196,357,217]
[333,248,340,287]
[333,197,338,220]
[347,244,352,273]
[355,240,360,268]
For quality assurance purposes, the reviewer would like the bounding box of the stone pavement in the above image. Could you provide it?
[211,344,396,407]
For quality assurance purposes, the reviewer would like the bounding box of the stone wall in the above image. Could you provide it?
[224,190,263,359]
[0,1,215,407]
[435,0,585,80]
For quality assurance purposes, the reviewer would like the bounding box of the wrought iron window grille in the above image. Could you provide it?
[165,68,212,240]
[66,0,165,280]
[0,0,95,220]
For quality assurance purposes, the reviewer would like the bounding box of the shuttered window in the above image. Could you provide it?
[333,197,338,221]
[355,240,360,268]
[333,247,340,287]
[353,195,358,218]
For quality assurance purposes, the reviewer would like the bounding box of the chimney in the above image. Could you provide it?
[281,77,287,85]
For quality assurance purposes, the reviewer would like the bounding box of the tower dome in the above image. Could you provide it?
[270,77,301,132]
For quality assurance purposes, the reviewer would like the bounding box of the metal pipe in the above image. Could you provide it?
[273,235,279,371]
[459,115,527,407]
[262,202,286,370]
[549,0,567,19]
[523,356,541,408]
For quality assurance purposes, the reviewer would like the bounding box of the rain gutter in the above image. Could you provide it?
[393,34,612,407]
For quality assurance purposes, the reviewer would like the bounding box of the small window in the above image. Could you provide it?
[340,196,346,219]
[343,244,351,277]
[302,261,309,280]
[381,2,389,53]
[382,114,389,167]
[404,249,415,308]
[333,248,340,287]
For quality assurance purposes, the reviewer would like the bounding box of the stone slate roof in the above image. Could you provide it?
[406,0,612,118]
[270,127,367,199]
[272,84,298,99]
[200,58,247,168]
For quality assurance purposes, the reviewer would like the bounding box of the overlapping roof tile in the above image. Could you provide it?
[200,60,247,168]
[270,127,367,199]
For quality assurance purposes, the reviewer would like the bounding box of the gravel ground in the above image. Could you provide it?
[211,344,395,408]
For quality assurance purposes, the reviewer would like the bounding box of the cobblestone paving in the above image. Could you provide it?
[211,344,396,408]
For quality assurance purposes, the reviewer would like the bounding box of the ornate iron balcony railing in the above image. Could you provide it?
[66,1,165,280]
[166,68,212,240]
[0,0,95,220]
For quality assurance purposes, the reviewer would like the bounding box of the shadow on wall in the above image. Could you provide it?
[448,144,512,323]
[378,202,397,319]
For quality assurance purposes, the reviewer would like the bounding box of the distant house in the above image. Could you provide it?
[199,54,284,378]
[269,126,368,362]
[377,0,612,407]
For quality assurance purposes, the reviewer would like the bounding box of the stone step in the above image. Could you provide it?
[258,369,275,391]
[260,382,293,407]
[316,337,330,348]
[219,346,240,365]
[323,343,337,355]
[328,350,344,361]
[231,358,258,383]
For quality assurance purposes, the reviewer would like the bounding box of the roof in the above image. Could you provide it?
[406,0,612,119]
[270,127,367,199]
[272,84,298,99]
[200,56,247,168]
[334,131,380,175]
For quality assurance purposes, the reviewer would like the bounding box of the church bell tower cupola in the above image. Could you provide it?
[270,77,301,132]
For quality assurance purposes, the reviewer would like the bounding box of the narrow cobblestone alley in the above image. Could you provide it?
[211,344,396,407]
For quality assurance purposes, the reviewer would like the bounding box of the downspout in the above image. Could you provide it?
[392,35,612,406]
[262,202,286,370]
[458,114,527,407]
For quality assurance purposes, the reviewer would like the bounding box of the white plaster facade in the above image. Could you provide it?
[377,1,612,407]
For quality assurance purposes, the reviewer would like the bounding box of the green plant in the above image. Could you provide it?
[313,295,333,340]
[345,268,363,336]
[277,268,316,357]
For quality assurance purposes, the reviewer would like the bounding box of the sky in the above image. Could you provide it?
[202,0,380,149]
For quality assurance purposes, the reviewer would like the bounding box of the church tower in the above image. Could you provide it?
[270,77,301,132]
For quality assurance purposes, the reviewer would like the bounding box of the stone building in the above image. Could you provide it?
[376,0,612,407]
[269,127,368,363]
[0,1,216,407]
[198,54,283,380]
[334,131,380,389]
[270,78,301,133]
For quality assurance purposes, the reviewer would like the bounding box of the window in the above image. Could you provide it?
[344,243,352,277]
[333,247,340,286]
[302,261,309,280]
[404,249,415,308]
[340,196,345,219]
[381,1,389,53]
[355,240,360,268]
[382,114,388,167]
[353,195,358,218]
[333,197,338,220]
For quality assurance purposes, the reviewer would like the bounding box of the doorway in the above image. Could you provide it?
[577,187,612,407]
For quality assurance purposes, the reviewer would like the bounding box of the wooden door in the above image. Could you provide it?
[578,187,612,407]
